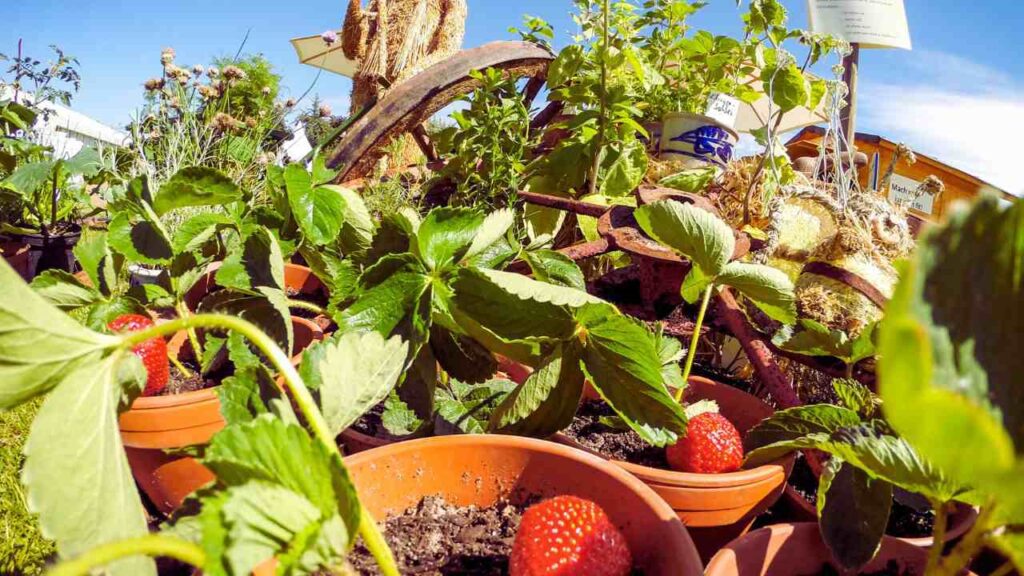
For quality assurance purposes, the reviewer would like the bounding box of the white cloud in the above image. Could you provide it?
[857,51,1024,197]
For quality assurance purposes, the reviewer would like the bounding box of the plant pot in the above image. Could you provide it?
[554,377,794,562]
[128,264,163,287]
[16,224,82,277]
[781,485,978,550]
[119,316,324,515]
[704,522,976,576]
[343,435,704,575]
[1,239,32,281]
[658,112,738,169]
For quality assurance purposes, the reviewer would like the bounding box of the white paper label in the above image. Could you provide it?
[888,173,934,215]
[807,0,912,50]
[705,93,740,128]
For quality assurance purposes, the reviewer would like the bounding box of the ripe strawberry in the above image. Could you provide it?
[510,495,632,576]
[667,409,744,474]
[107,314,169,396]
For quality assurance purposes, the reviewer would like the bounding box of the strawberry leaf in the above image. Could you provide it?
[413,207,485,270]
[488,341,586,437]
[284,164,347,247]
[634,200,734,288]
[818,459,892,572]
[153,167,242,217]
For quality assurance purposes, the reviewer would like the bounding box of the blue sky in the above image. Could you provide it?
[5,1,1024,194]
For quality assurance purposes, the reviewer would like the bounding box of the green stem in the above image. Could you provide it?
[587,0,611,198]
[117,314,400,576]
[925,499,948,574]
[990,562,1015,576]
[287,298,326,316]
[676,284,714,403]
[934,502,997,576]
[168,352,193,379]
[46,534,205,576]
[175,301,205,362]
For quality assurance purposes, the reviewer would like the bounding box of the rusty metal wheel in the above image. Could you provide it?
[326,40,557,182]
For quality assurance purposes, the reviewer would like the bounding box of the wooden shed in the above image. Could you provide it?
[786,126,1018,223]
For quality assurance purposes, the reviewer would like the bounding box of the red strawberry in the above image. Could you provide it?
[510,495,632,576]
[107,314,169,396]
[666,409,744,474]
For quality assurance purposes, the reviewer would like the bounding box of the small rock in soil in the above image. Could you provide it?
[563,401,670,469]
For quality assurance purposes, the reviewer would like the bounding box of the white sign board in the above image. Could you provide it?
[888,173,935,215]
[807,0,912,50]
[705,93,740,128]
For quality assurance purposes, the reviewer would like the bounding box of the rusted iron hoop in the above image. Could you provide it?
[802,261,889,309]
[327,41,555,182]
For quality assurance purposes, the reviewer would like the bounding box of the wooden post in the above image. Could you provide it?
[839,43,861,148]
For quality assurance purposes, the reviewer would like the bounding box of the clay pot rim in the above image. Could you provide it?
[344,434,687,527]
[129,316,322,411]
[704,522,936,576]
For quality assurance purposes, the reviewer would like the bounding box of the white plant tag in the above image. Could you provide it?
[706,93,740,128]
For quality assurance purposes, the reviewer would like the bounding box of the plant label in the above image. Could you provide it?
[705,93,740,128]
[888,173,935,214]
[807,0,912,50]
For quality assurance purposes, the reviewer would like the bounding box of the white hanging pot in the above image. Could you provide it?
[658,112,739,169]
[128,264,164,287]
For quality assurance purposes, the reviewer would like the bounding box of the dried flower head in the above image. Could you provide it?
[917,175,945,198]
[284,97,296,108]
[245,116,258,129]
[197,84,221,101]
[148,129,162,140]
[221,65,246,81]
[261,86,272,96]
[143,77,165,92]
[211,112,241,134]
[207,67,220,79]
[321,30,339,46]
[169,96,181,110]
[164,65,191,85]
[318,103,332,118]
[192,64,205,76]
[160,47,176,64]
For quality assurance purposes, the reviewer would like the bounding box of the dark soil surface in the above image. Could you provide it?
[350,402,404,441]
[156,360,216,396]
[787,453,939,538]
[562,400,670,470]
[348,496,526,575]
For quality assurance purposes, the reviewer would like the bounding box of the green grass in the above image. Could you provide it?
[1,399,55,575]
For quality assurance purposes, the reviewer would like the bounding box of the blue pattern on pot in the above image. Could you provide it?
[664,125,735,167]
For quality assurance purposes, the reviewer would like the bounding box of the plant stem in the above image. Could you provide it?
[926,499,948,574]
[287,298,326,316]
[174,301,204,362]
[117,314,400,576]
[46,534,205,576]
[676,284,714,403]
[587,0,611,198]
[990,562,1015,576]
[934,501,997,576]
[168,352,193,378]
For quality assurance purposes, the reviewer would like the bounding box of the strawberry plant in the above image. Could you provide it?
[633,199,796,403]
[0,258,408,576]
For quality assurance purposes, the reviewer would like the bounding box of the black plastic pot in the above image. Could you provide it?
[18,224,82,277]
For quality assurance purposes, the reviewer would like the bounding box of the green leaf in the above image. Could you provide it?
[489,341,586,437]
[23,352,154,576]
[654,327,686,392]
[718,261,796,323]
[84,296,149,331]
[450,267,579,343]
[659,166,720,193]
[598,140,647,197]
[217,366,293,426]
[216,227,285,292]
[1,159,54,195]
[414,207,485,270]
[73,229,117,295]
[302,331,408,436]
[198,289,293,355]
[0,262,115,408]
[634,200,734,287]
[30,269,102,310]
[523,250,586,290]
[818,460,892,571]
[336,270,432,338]
[766,63,810,113]
[285,164,346,246]
[468,268,601,308]
[463,209,514,262]
[202,416,360,534]
[64,146,103,178]
[578,305,688,446]
[878,196,1022,492]
[832,379,881,419]
[153,167,242,216]
[322,184,374,256]
[429,326,497,384]
[173,213,235,255]
[744,402,862,453]
[437,378,517,435]
[108,212,173,265]
[772,318,849,358]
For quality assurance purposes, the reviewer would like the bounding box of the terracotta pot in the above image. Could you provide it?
[119,316,324,515]
[705,522,976,576]
[1,240,32,281]
[344,435,704,575]
[781,485,978,550]
[658,112,738,169]
[184,262,327,311]
[554,377,793,562]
